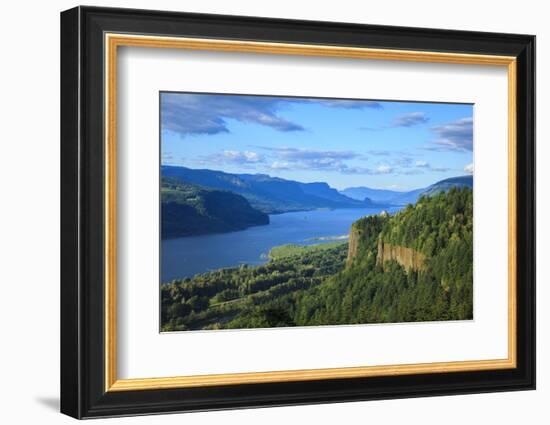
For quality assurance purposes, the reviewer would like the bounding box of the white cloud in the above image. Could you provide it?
[161,93,305,136]
[270,161,291,170]
[222,150,263,163]
[161,94,383,137]
[464,163,474,174]
[199,150,265,166]
[376,165,393,174]
[429,117,474,151]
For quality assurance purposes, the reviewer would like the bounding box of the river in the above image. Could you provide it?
[161,207,401,283]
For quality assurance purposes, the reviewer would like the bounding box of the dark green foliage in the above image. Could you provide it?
[161,188,473,331]
[380,186,473,257]
[161,177,269,238]
[227,307,296,329]
[161,243,347,331]
[349,214,388,260]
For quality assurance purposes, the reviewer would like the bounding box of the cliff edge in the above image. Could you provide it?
[376,239,426,272]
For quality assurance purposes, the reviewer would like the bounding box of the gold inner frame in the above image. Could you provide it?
[104,33,518,392]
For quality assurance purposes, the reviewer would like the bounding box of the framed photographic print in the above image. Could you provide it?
[60,6,535,419]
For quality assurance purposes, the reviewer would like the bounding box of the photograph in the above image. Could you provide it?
[57,5,536,419]
[159,92,474,332]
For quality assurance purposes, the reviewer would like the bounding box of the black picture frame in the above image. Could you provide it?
[61,5,535,419]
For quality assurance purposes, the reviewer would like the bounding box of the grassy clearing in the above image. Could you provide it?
[268,241,347,260]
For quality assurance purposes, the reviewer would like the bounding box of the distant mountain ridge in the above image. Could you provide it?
[162,165,472,215]
[422,175,473,196]
[162,165,381,214]
[340,187,406,203]
[340,175,473,206]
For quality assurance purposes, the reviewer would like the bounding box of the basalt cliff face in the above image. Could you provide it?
[376,239,426,272]
[346,227,360,266]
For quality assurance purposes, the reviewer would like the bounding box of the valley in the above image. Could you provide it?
[161,176,473,331]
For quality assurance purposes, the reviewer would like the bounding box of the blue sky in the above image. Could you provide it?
[160,92,473,191]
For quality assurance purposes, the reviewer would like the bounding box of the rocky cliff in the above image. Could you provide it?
[346,227,360,266]
[345,213,388,268]
[376,239,426,272]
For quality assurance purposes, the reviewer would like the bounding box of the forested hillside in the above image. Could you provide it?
[161,177,269,238]
[161,187,473,330]
[305,187,473,325]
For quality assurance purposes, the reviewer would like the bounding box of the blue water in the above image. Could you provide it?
[161,207,401,283]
